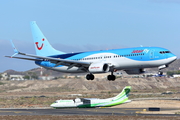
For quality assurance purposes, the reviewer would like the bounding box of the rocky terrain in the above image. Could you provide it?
[2,77,180,93]
[0,77,179,119]
[0,77,179,108]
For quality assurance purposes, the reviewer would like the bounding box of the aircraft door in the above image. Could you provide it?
[149,50,154,59]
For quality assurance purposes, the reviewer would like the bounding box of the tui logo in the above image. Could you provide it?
[35,38,45,50]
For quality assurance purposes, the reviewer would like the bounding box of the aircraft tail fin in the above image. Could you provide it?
[113,86,131,101]
[30,21,65,56]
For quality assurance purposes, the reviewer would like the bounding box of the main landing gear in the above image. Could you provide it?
[107,70,116,81]
[107,75,116,81]
[86,73,94,80]
[86,69,117,81]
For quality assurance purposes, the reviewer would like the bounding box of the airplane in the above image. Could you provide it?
[6,21,177,81]
[50,86,131,108]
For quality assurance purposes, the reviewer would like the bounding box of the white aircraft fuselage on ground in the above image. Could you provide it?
[6,21,177,81]
[50,86,131,108]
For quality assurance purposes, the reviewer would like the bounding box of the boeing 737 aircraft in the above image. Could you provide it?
[50,86,131,108]
[6,21,177,81]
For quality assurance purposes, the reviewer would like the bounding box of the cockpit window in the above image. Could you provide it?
[160,51,171,54]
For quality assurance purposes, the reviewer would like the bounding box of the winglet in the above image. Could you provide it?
[10,40,19,57]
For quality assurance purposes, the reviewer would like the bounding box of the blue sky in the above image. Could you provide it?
[1,0,180,72]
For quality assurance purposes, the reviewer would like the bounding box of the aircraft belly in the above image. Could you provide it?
[113,58,150,69]
[51,66,85,73]
[114,57,175,69]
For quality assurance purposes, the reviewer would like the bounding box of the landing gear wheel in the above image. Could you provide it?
[86,74,94,80]
[86,74,90,80]
[112,75,116,81]
[107,75,111,81]
[107,75,116,81]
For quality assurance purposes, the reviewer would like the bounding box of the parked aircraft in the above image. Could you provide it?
[6,21,177,81]
[50,86,131,108]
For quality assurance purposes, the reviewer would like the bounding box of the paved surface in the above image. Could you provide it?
[0,108,179,116]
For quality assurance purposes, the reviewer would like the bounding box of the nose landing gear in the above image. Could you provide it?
[158,71,163,75]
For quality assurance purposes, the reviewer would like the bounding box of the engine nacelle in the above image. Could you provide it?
[88,63,109,73]
[124,69,145,74]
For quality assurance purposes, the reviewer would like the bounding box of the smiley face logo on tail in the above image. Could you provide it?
[35,38,45,50]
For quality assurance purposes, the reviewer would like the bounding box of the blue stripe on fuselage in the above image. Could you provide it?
[50,52,84,59]
[47,47,175,61]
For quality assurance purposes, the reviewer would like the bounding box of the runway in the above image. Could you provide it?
[0,108,179,116]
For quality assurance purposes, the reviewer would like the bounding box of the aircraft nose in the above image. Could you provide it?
[173,56,177,61]
[170,56,177,63]
[50,104,55,107]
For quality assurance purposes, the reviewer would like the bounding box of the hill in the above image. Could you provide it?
[2,77,180,94]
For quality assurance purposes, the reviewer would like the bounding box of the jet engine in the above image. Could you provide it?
[124,69,145,74]
[88,63,109,73]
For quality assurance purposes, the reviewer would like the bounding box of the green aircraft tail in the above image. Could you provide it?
[113,86,131,101]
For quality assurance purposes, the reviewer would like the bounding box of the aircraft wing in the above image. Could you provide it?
[6,51,91,68]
